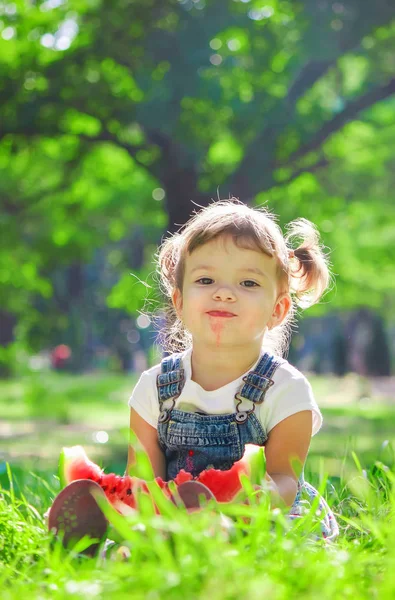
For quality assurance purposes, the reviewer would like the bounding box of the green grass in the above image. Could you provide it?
[0,371,134,473]
[1,371,395,598]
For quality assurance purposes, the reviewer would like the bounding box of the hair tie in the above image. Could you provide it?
[288,249,295,260]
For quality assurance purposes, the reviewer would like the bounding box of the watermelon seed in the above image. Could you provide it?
[110,487,116,494]
[126,489,132,496]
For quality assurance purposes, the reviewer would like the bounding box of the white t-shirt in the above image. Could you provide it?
[129,348,322,437]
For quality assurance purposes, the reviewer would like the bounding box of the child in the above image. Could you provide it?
[127,199,338,536]
[48,199,339,550]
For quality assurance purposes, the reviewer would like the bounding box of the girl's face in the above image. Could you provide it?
[172,235,291,350]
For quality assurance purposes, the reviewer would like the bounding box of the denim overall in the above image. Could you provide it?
[157,352,339,541]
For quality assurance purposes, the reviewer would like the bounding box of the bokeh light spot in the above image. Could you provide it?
[41,33,55,48]
[55,35,71,50]
[93,431,109,444]
[248,7,274,20]
[2,27,15,40]
[227,39,241,51]
[210,38,222,50]
[152,188,165,201]
[127,330,141,344]
[210,54,222,66]
[136,314,151,329]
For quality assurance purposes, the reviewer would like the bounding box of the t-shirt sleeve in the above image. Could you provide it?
[261,368,322,436]
[128,370,160,429]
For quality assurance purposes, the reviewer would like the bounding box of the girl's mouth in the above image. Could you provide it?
[206,311,236,318]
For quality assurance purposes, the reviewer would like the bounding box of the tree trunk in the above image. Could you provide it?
[0,310,17,377]
[164,167,212,233]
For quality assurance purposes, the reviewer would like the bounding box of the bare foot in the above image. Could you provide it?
[48,479,108,556]
[175,481,216,512]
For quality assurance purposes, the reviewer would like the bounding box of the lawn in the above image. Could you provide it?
[1,371,395,599]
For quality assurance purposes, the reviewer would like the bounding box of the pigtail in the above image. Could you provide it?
[285,218,331,308]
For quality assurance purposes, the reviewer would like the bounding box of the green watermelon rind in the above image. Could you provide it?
[58,445,102,489]
[58,447,68,488]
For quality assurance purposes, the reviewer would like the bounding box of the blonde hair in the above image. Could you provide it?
[153,199,331,356]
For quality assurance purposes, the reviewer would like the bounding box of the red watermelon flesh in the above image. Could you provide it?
[60,445,104,485]
[100,473,171,513]
[99,473,139,508]
[173,470,193,485]
[197,459,249,502]
[172,466,247,502]
[59,447,149,509]
[59,445,261,508]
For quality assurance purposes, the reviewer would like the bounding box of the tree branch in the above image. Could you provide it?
[282,77,395,166]
[227,1,395,199]
[226,59,337,200]
[285,60,334,108]
[274,156,329,188]
[0,124,155,172]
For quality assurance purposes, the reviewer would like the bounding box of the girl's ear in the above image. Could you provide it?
[171,288,183,318]
[268,293,291,329]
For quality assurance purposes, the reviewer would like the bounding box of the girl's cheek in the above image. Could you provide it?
[189,290,207,306]
[243,310,265,330]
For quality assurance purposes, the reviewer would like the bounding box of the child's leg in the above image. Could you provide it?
[48,479,222,557]
[47,480,214,547]
[48,479,108,556]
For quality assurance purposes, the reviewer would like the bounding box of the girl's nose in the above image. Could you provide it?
[212,286,236,302]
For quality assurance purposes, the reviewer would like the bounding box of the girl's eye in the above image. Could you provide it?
[196,278,259,287]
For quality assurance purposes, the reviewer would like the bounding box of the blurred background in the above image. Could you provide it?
[1,0,395,485]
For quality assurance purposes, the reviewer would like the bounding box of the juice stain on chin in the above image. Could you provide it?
[210,318,225,347]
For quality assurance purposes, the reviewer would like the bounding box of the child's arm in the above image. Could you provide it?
[127,408,167,480]
[263,410,312,507]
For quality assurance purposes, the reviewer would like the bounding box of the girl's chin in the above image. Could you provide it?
[206,333,238,346]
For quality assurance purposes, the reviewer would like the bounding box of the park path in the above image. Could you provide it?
[0,419,119,463]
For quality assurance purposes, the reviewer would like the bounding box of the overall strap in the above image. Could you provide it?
[237,352,283,404]
[156,353,185,404]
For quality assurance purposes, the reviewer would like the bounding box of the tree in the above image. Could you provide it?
[1,0,395,362]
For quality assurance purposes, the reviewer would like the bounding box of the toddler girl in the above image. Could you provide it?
[48,199,339,551]
[127,199,338,538]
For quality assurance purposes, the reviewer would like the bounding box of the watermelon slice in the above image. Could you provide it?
[59,444,265,507]
[59,445,103,488]
[59,446,160,509]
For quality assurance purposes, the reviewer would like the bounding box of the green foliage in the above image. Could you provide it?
[107,269,157,314]
[1,0,395,354]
